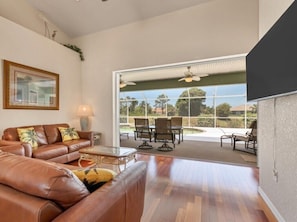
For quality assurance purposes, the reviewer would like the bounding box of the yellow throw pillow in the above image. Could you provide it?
[58,127,80,142]
[72,168,117,192]
[17,127,38,149]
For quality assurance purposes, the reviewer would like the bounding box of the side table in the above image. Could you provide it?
[92,131,101,146]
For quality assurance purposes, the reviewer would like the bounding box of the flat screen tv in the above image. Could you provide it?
[246,1,297,101]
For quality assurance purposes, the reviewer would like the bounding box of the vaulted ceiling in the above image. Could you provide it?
[24,0,246,87]
[26,0,212,38]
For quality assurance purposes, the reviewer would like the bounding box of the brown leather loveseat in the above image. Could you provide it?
[0,151,147,222]
[1,123,93,163]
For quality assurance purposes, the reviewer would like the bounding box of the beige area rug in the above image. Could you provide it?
[240,154,257,163]
[120,137,257,167]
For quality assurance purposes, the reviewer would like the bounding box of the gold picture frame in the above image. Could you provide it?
[3,60,59,110]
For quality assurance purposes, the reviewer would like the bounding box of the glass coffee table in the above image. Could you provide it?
[78,145,137,172]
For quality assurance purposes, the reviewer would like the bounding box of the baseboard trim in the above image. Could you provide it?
[258,187,285,222]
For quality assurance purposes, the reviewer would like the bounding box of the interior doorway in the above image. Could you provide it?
[112,54,247,147]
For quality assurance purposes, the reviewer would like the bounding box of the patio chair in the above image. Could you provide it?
[154,118,175,151]
[219,128,233,147]
[134,118,153,149]
[232,120,257,154]
[170,116,183,144]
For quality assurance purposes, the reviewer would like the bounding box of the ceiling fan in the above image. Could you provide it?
[120,76,136,88]
[178,66,208,83]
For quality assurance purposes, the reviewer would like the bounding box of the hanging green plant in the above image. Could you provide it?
[63,44,85,61]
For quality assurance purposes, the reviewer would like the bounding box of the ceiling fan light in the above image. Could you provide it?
[185,77,192,83]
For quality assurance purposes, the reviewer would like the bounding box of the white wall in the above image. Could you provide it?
[0,0,71,44]
[0,16,83,131]
[258,0,296,221]
[74,0,259,145]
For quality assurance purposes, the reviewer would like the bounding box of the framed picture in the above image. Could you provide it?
[3,60,59,110]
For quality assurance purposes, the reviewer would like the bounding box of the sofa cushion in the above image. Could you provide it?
[58,127,80,142]
[17,127,38,149]
[59,139,91,153]
[0,151,89,209]
[32,125,48,145]
[33,144,68,160]
[72,168,117,192]
[43,123,69,144]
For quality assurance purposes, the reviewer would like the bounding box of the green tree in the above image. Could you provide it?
[146,102,153,114]
[120,96,138,116]
[129,98,138,113]
[119,97,130,123]
[216,103,231,117]
[134,100,152,115]
[167,104,176,116]
[120,99,128,116]
[154,94,169,114]
[175,88,206,116]
[202,106,214,115]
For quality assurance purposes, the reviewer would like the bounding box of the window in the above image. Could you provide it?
[120,84,256,130]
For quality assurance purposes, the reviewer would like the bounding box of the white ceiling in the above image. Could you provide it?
[25,0,246,82]
[25,0,212,38]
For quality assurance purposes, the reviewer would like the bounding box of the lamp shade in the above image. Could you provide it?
[77,105,94,117]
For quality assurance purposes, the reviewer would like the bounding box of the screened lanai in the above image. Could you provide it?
[117,54,257,142]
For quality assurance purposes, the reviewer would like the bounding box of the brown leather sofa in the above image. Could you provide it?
[0,140,26,156]
[0,151,147,222]
[1,123,93,163]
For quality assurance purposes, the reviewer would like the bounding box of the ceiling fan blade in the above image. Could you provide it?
[197,73,208,77]
[178,77,185,82]
[192,76,201,81]
[126,81,136,85]
[119,74,136,88]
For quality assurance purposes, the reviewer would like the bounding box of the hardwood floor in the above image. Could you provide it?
[136,153,268,222]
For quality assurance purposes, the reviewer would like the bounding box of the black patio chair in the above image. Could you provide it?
[154,118,175,151]
[134,118,153,149]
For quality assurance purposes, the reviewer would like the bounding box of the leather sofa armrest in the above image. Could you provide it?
[0,140,32,157]
[77,131,93,140]
[52,161,147,222]
[0,140,22,146]
[21,143,33,157]
[0,141,25,156]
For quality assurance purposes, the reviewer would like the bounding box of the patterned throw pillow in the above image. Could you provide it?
[58,127,80,142]
[72,168,117,192]
[17,127,38,149]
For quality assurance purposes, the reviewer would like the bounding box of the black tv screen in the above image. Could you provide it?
[246,1,297,101]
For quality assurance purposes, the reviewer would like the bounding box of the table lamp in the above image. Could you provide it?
[77,105,94,131]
